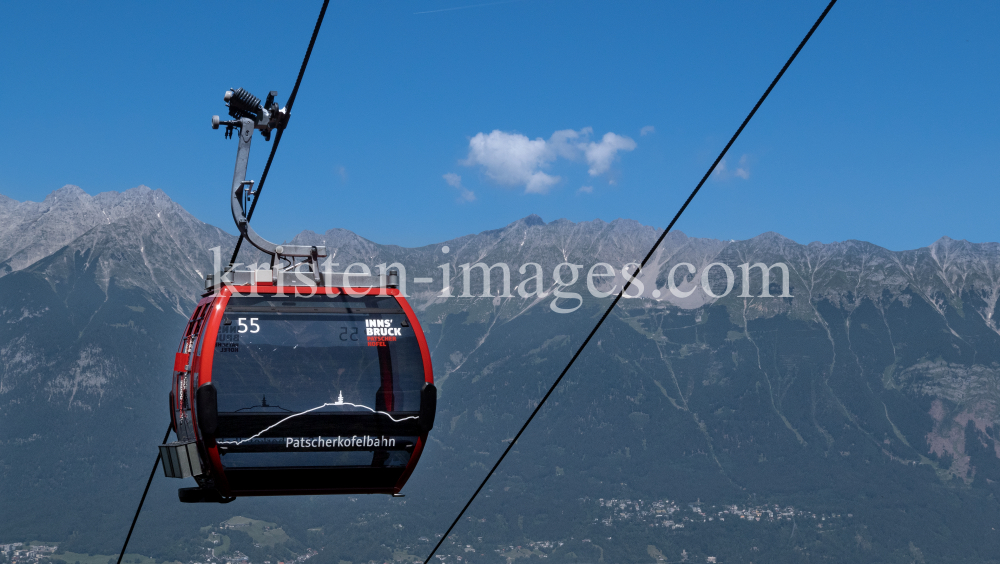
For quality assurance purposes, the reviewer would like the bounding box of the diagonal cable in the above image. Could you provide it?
[117,424,173,564]
[422,1,838,561]
[229,0,331,266]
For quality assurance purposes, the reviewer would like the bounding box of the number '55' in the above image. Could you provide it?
[340,327,358,341]
[238,318,260,333]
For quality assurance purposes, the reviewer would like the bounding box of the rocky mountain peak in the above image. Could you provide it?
[521,213,545,227]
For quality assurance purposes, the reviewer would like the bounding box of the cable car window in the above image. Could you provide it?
[210,294,423,470]
[175,305,206,443]
[194,303,216,358]
[182,305,203,341]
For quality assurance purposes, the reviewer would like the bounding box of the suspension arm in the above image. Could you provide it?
[229,118,327,259]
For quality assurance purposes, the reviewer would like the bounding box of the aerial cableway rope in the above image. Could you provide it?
[421,1,839,561]
[228,0,331,267]
[117,424,172,564]
[116,1,331,558]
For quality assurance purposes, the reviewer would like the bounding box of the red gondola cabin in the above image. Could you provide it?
[165,281,436,503]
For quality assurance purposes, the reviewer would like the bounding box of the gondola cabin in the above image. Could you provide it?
[164,275,436,503]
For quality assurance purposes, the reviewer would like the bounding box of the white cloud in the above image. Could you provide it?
[461,127,636,194]
[443,172,476,202]
[712,154,751,180]
[337,165,348,182]
[548,127,590,160]
[640,125,655,136]
[577,185,594,194]
[582,132,637,176]
[735,154,750,179]
[464,130,559,194]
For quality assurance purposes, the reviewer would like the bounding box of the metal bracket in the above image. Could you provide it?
[160,441,203,479]
[236,180,255,215]
[211,89,327,281]
[227,117,327,259]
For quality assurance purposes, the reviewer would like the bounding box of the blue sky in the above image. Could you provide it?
[0,1,996,251]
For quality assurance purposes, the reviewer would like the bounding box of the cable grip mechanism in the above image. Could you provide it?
[210,89,326,276]
[212,87,289,141]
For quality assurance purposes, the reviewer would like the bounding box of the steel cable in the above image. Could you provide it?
[422,1,838,561]
[116,424,173,564]
[229,0,331,266]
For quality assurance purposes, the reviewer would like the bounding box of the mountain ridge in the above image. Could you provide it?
[4,185,1000,563]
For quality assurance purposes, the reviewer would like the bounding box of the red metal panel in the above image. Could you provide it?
[173,353,188,372]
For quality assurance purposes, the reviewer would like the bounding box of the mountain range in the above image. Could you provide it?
[3,185,1000,563]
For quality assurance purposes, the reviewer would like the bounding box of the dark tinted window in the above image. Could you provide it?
[211,294,424,469]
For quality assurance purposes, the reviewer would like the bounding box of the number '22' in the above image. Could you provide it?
[340,326,359,341]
